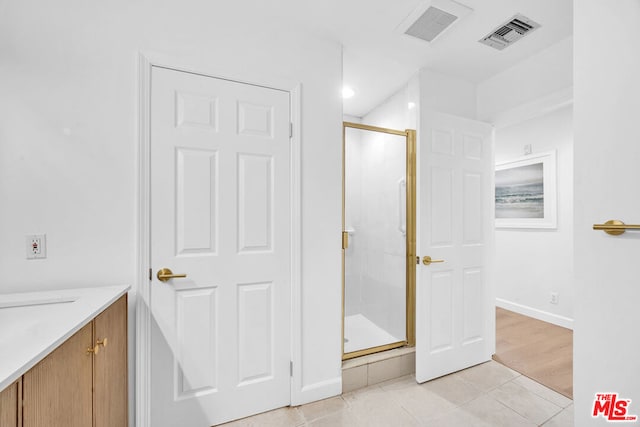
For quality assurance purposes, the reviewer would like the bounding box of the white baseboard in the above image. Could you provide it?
[292,377,342,406]
[496,298,574,330]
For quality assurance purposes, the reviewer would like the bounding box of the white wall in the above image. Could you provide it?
[363,85,413,130]
[493,106,574,327]
[574,1,640,424]
[0,0,343,415]
[477,37,573,123]
[419,69,477,120]
[476,37,574,328]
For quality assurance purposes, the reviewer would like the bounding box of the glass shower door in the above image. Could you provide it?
[342,123,415,359]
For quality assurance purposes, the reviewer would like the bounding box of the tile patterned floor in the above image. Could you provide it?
[221,360,573,426]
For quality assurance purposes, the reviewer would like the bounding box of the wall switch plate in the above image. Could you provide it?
[26,234,46,259]
[550,292,559,305]
[524,144,532,155]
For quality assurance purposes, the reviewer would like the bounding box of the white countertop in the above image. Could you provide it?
[0,285,130,391]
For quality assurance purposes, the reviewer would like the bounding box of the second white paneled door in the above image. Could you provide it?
[149,66,291,426]
[416,111,494,383]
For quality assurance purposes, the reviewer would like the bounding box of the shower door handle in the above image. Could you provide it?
[422,256,445,266]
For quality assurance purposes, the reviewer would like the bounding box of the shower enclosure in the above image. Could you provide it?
[342,122,416,359]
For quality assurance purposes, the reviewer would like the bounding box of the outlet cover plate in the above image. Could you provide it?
[26,234,46,259]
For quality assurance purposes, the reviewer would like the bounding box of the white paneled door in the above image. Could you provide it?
[416,111,494,382]
[149,66,291,426]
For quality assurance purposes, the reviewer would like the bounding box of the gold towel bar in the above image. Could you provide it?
[592,220,640,235]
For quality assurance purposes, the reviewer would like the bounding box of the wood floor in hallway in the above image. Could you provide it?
[493,307,573,399]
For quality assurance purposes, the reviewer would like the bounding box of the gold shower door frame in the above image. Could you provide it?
[342,122,416,361]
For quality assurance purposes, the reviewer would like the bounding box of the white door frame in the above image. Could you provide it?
[135,52,302,427]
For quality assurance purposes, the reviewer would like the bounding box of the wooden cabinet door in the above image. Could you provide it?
[23,323,93,427]
[93,294,128,427]
[0,379,20,427]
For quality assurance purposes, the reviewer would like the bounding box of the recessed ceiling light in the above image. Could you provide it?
[408,102,416,110]
[342,86,355,99]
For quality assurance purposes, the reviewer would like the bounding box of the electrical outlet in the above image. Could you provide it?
[26,234,46,259]
[550,292,559,305]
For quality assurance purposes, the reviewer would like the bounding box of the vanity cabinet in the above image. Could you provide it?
[23,323,93,426]
[0,379,20,427]
[21,294,127,427]
[93,294,128,427]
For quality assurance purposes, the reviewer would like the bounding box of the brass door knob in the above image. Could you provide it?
[422,256,445,266]
[157,268,187,282]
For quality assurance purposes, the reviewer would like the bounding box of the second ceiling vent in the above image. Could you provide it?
[479,14,541,50]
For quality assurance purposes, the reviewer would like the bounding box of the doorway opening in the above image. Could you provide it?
[342,121,416,360]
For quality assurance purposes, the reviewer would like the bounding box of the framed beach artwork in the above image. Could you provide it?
[495,150,557,229]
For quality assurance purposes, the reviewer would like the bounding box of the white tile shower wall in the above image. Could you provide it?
[358,129,406,341]
[344,128,363,317]
[345,115,406,341]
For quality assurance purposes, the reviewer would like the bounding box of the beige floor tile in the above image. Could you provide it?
[307,408,359,427]
[378,374,416,391]
[223,406,305,427]
[456,360,520,392]
[224,360,572,427]
[342,364,368,393]
[343,382,420,425]
[348,396,420,427]
[427,407,492,427]
[298,396,347,423]
[513,375,573,408]
[421,372,483,406]
[342,383,386,407]
[542,404,574,427]
[390,382,458,421]
[489,380,563,425]
[461,395,537,426]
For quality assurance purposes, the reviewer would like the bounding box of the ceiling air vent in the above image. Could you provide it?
[479,14,541,50]
[405,6,458,42]
[397,0,473,44]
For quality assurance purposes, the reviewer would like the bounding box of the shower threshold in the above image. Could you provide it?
[342,346,415,393]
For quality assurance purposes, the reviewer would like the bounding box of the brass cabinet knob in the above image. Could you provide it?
[96,338,108,348]
[87,345,99,355]
[422,256,445,266]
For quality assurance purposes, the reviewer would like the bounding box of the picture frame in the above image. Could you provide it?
[495,150,557,229]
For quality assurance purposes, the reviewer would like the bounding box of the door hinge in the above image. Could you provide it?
[289,122,293,138]
[342,231,349,250]
[149,268,152,281]
[290,361,293,376]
